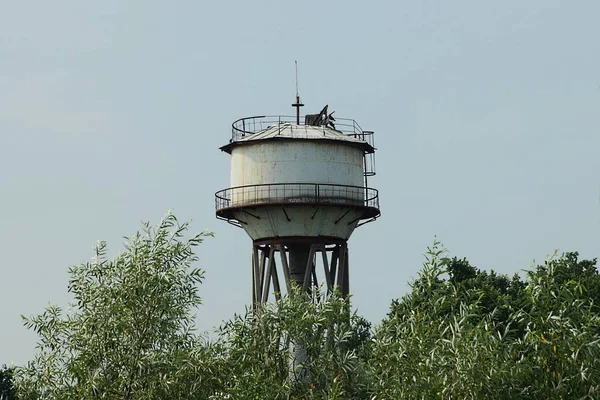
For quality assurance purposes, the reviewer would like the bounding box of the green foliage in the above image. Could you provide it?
[15,213,214,399]
[1,365,17,400]
[529,252,600,313]
[12,214,600,399]
[211,288,371,399]
[372,242,600,399]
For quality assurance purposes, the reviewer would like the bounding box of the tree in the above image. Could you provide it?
[0,365,17,400]
[371,242,600,398]
[13,214,600,398]
[15,213,214,399]
[211,289,371,399]
[530,251,600,311]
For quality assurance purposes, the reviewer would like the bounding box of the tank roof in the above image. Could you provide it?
[242,122,367,142]
[220,116,375,154]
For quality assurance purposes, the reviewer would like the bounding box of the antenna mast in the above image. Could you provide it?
[292,60,304,124]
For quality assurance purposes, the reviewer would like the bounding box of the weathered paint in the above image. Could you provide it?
[233,205,362,240]
[230,140,364,206]
[221,122,374,154]
[230,140,364,187]
[224,125,371,240]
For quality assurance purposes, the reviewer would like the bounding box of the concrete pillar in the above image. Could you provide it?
[288,245,310,288]
[287,244,310,381]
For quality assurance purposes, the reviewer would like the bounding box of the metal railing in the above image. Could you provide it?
[215,183,379,213]
[230,115,375,149]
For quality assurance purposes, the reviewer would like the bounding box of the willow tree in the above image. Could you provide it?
[15,213,217,399]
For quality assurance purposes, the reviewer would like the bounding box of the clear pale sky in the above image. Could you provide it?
[1,1,599,365]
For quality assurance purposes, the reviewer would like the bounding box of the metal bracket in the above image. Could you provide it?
[242,209,261,220]
[282,207,291,222]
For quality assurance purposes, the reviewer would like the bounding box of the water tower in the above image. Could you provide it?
[215,101,380,306]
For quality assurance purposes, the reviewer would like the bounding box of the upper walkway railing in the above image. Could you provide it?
[230,115,375,149]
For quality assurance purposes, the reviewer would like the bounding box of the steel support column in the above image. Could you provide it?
[251,240,349,308]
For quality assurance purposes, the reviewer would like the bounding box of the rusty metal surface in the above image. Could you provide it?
[220,115,375,154]
[216,114,381,240]
[215,183,379,212]
[251,241,350,308]
[229,140,365,190]
[214,183,380,240]
[304,104,336,130]
[252,236,347,246]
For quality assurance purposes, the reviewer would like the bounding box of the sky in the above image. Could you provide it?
[1,1,599,365]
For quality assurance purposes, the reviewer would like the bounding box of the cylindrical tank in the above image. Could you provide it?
[216,119,378,241]
[228,126,366,208]
[230,139,364,188]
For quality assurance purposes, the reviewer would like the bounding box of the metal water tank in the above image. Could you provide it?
[216,117,379,242]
